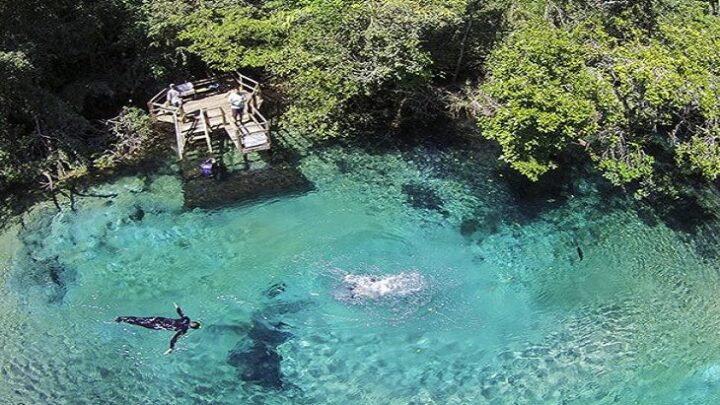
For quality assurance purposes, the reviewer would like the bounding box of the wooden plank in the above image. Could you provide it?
[224,124,242,151]
[174,113,184,158]
[240,121,270,151]
[153,72,271,158]
[200,110,213,153]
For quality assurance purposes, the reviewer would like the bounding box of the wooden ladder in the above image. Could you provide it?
[180,110,214,154]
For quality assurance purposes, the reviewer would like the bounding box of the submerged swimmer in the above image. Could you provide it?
[115,303,201,355]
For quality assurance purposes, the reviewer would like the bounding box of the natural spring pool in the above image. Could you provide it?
[2,139,720,404]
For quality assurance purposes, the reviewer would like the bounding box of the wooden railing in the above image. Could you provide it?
[173,110,183,156]
[147,73,262,121]
[147,89,178,122]
[208,106,229,126]
[148,72,270,157]
[200,110,213,153]
[240,103,272,152]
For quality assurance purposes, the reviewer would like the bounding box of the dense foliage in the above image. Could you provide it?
[0,0,194,192]
[1,0,720,198]
[168,0,475,135]
[478,1,720,196]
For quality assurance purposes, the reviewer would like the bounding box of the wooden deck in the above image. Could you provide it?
[147,73,271,159]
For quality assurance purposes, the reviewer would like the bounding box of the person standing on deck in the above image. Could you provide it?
[115,303,201,355]
[166,84,183,107]
[228,89,247,123]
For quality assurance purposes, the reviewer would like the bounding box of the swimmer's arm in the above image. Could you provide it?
[174,302,185,318]
[164,330,186,355]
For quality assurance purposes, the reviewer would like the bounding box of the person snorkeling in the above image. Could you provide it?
[115,303,201,355]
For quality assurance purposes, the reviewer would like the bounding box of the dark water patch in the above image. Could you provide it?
[640,194,717,235]
[184,164,314,210]
[226,317,291,389]
[205,324,250,335]
[399,138,506,192]
[335,158,353,174]
[97,367,114,380]
[460,218,480,237]
[389,133,608,228]
[500,166,575,223]
[10,211,77,304]
[459,212,502,238]
[228,340,285,389]
[248,316,293,347]
[175,239,191,249]
[634,205,660,228]
[13,255,75,305]
[226,284,307,390]
[38,256,74,304]
[264,282,286,299]
[677,221,720,260]
[636,191,720,259]
[614,176,720,261]
[128,205,145,222]
[402,183,446,214]
[47,257,63,286]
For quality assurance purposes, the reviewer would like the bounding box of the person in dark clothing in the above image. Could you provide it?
[115,303,201,355]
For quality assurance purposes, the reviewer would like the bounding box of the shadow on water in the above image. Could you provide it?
[402,183,448,216]
[182,152,315,210]
[638,194,717,234]
[318,130,609,236]
[224,282,308,390]
[499,166,574,221]
[494,145,623,224]
[459,213,503,238]
[183,163,314,210]
[635,188,720,259]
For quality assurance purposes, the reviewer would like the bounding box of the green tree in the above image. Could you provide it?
[476,2,720,196]
[478,23,621,180]
[174,0,469,137]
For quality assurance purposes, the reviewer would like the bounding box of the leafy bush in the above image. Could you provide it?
[477,4,720,193]
[478,23,618,180]
[94,107,155,170]
[174,0,467,137]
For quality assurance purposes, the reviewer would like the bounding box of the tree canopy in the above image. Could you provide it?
[477,1,720,196]
[1,0,720,199]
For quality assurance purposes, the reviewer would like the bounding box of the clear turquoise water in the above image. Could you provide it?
[3,141,720,404]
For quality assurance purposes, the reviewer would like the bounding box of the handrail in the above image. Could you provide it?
[153,104,178,113]
[235,72,259,86]
[254,108,269,127]
[248,105,260,125]
[148,72,260,118]
[173,110,184,157]
[149,72,271,156]
[149,88,169,107]
[200,109,213,153]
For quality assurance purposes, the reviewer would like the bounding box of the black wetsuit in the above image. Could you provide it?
[115,305,192,351]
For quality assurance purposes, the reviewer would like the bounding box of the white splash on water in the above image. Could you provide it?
[335,272,427,303]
